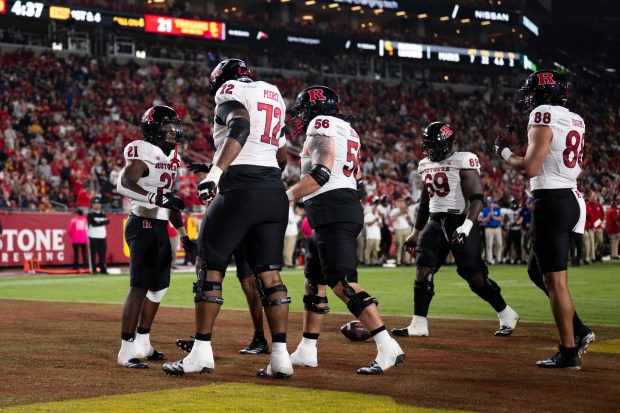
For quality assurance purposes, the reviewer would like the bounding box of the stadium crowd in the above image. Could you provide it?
[1,49,619,263]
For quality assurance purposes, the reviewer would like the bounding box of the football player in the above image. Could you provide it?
[286,85,405,375]
[174,237,269,356]
[495,70,595,369]
[392,122,519,339]
[116,105,194,369]
[162,59,292,378]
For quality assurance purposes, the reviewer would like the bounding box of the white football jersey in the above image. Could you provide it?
[528,105,585,190]
[213,79,286,168]
[302,115,360,201]
[121,140,180,220]
[418,152,480,214]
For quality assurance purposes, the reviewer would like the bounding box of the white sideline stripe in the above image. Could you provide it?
[1,297,618,327]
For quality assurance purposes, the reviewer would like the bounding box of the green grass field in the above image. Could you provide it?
[1,262,618,325]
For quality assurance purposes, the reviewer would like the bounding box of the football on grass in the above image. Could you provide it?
[340,320,371,342]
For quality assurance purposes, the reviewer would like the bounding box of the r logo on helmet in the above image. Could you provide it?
[142,108,155,122]
[440,125,453,138]
[308,89,326,102]
[537,72,556,85]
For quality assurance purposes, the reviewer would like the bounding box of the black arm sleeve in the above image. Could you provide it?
[308,164,331,187]
[215,100,246,125]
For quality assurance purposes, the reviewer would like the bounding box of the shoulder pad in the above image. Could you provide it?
[454,152,480,170]
[124,140,160,162]
[306,116,338,138]
[528,105,559,127]
[214,80,246,106]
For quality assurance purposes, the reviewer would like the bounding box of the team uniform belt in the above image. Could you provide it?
[430,212,466,220]
[531,188,576,200]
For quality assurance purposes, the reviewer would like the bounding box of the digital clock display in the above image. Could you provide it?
[10,1,44,18]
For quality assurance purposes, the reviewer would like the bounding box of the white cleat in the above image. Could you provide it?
[495,306,519,337]
[392,317,429,337]
[290,344,318,368]
[357,338,405,375]
[162,350,215,376]
[257,349,293,378]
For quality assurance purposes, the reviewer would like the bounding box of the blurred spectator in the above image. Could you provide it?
[585,192,604,263]
[606,197,620,259]
[390,197,412,266]
[87,197,109,274]
[481,197,502,265]
[67,209,89,270]
[364,200,382,265]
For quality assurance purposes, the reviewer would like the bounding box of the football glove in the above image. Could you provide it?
[404,228,420,255]
[494,136,510,157]
[180,235,196,256]
[187,162,212,174]
[197,179,217,204]
[452,219,474,245]
[153,191,185,212]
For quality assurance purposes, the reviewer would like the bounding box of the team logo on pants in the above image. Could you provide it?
[143,220,152,229]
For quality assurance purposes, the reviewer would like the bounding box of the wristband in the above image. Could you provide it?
[500,147,513,161]
[206,166,224,186]
[459,219,474,235]
[286,189,296,201]
[176,226,187,237]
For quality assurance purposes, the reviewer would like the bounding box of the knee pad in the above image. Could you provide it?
[469,277,500,299]
[146,287,168,303]
[193,267,224,305]
[255,275,291,307]
[341,280,378,318]
[303,283,330,314]
[413,278,435,297]
[255,264,282,273]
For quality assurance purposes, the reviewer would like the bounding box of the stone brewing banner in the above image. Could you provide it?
[0,212,129,267]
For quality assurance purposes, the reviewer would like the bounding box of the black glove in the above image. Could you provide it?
[180,235,196,256]
[356,178,364,200]
[451,218,474,245]
[154,191,185,212]
[197,179,217,204]
[494,136,510,157]
[187,162,212,174]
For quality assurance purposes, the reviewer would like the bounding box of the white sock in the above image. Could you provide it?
[188,339,212,359]
[300,337,318,348]
[373,329,391,346]
[272,342,287,353]
[119,339,135,355]
[412,316,428,329]
[498,306,515,321]
[135,332,150,345]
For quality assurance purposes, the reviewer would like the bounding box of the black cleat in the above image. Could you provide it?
[494,325,515,337]
[147,348,165,360]
[575,330,595,358]
[176,337,195,353]
[536,346,581,370]
[162,359,213,376]
[357,354,405,375]
[357,361,385,375]
[239,337,269,355]
[123,358,148,369]
[256,366,292,379]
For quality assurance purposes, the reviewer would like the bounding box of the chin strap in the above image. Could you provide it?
[169,143,180,169]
